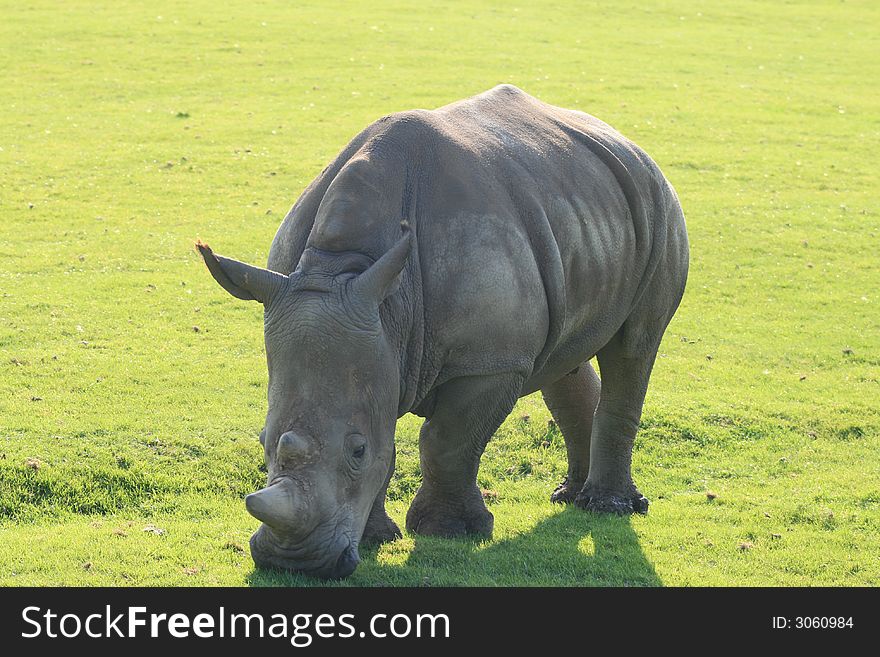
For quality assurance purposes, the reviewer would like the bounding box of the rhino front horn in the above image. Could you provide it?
[245,479,297,528]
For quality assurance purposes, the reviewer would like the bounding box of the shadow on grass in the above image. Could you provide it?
[394,507,659,586]
[247,506,660,587]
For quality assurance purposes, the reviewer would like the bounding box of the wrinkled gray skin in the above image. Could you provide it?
[198,85,689,579]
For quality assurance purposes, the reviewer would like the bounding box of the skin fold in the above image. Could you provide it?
[198,85,689,579]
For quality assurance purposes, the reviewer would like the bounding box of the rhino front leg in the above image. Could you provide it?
[360,443,402,546]
[576,333,659,515]
[406,373,524,538]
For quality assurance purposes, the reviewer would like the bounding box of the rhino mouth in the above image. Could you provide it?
[249,523,360,580]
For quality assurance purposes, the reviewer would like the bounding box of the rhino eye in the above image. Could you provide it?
[345,434,367,469]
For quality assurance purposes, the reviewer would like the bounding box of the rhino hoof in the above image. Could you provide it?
[405,493,494,538]
[550,478,583,504]
[360,514,402,546]
[407,510,494,539]
[575,486,649,516]
[632,495,650,514]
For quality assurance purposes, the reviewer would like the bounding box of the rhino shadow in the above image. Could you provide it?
[246,506,660,586]
[370,505,661,586]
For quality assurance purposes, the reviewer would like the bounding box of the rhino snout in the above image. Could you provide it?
[249,524,359,580]
[332,543,361,579]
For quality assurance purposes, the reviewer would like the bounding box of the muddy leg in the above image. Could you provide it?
[360,443,401,546]
[406,373,524,538]
[576,334,660,515]
[542,361,601,504]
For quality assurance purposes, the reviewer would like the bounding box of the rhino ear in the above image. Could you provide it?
[196,240,287,304]
[352,223,412,303]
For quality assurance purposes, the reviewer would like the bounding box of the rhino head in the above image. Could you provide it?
[196,229,410,579]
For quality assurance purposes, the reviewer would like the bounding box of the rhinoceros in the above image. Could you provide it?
[197,84,689,579]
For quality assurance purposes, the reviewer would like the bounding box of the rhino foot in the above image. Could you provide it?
[550,477,584,504]
[575,484,649,515]
[360,512,402,547]
[406,489,494,538]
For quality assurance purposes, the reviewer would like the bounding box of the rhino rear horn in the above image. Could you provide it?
[196,240,287,304]
[352,223,412,303]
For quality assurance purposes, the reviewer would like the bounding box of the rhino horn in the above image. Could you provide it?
[245,479,298,528]
[352,222,412,303]
[196,240,287,304]
[277,431,311,461]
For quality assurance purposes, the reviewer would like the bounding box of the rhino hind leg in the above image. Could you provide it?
[406,373,525,539]
[574,190,688,516]
[574,332,661,516]
[542,361,601,504]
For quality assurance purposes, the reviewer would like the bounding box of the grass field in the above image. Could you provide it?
[1,0,878,586]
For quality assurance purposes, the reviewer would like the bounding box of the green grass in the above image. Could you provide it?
[1,0,878,586]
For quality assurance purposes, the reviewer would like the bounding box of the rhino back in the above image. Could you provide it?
[415,86,676,391]
[269,85,680,404]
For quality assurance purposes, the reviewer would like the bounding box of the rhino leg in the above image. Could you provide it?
[406,373,524,539]
[543,361,601,504]
[575,333,660,515]
[361,443,402,546]
[361,496,401,546]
